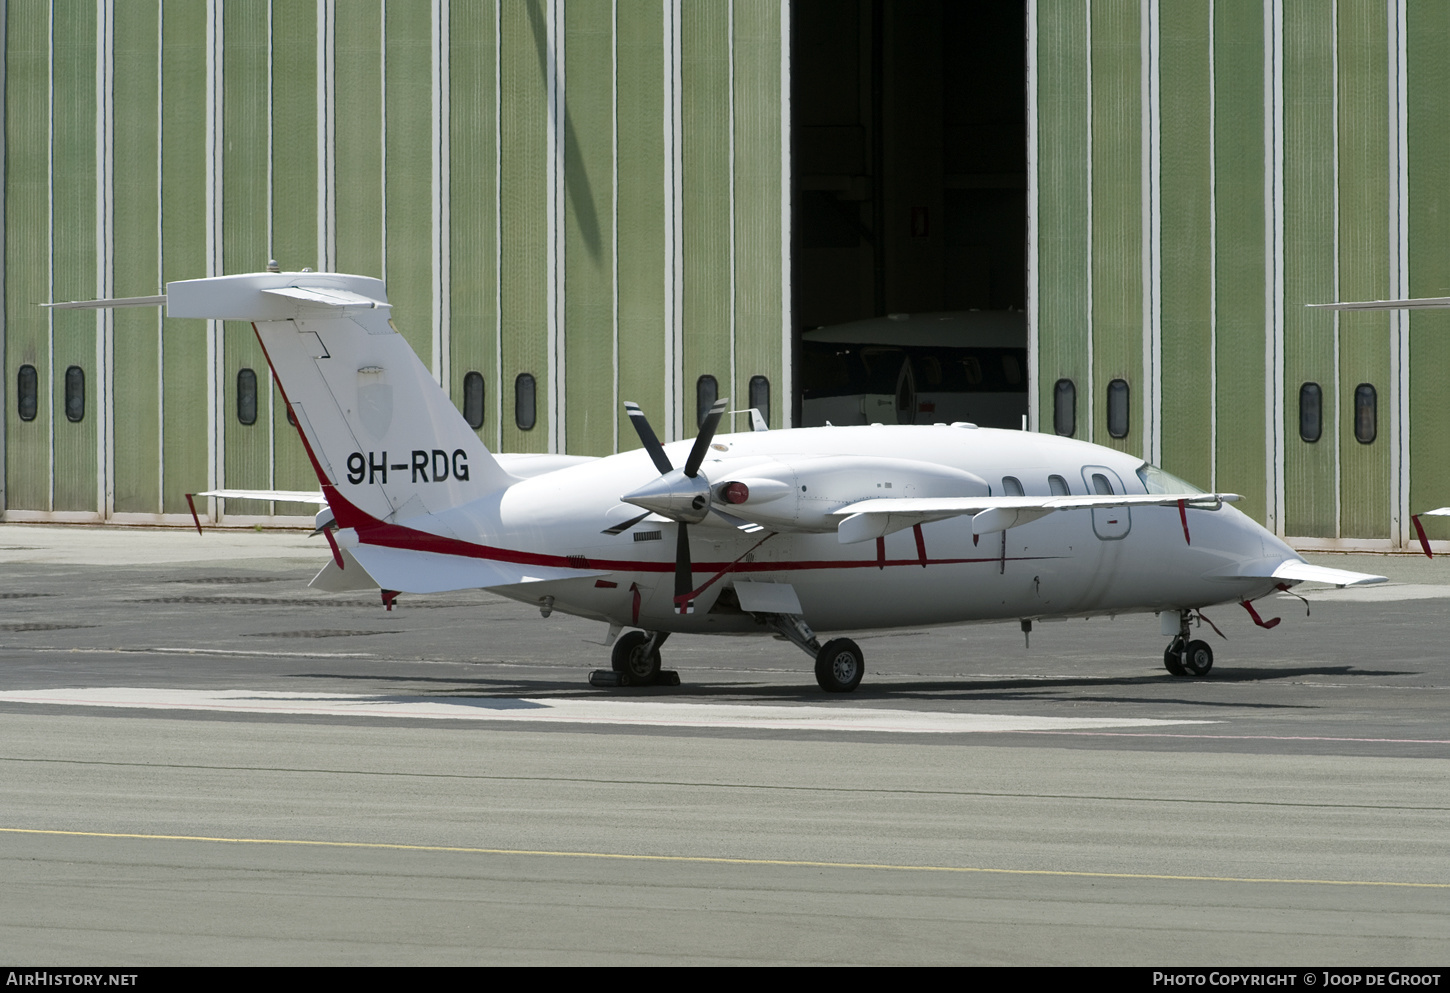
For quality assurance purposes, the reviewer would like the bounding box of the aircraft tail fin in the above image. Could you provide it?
[163,272,519,527]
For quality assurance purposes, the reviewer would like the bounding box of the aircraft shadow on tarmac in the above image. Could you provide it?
[286,664,1410,709]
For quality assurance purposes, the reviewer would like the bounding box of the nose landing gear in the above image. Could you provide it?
[1163,610,1213,677]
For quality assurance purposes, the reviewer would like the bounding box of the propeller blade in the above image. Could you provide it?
[684,398,729,478]
[674,524,695,613]
[601,511,651,536]
[624,401,674,475]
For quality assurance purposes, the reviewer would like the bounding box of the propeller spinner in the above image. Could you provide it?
[619,398,728,613]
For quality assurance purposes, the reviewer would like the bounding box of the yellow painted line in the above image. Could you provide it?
[2,827,1445,889]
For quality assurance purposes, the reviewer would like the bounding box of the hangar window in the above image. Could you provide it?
[1298,382,1322,443]
[64,366,85,423]
[463,371,485,429]
[237,368,258,426]
[749,375,770,425]
[1053,379,1075,437]
[515,373,537,431]
[1354,383,1376,444]
[1106,379,1130,439]
[17,364,38,421]
[1002,475,1024,497]
[286,406,297,427]
[696,375,718,428]
[1048,474,1069,496]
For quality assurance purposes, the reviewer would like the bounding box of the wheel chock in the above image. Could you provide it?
[588,670,623,687]
[657,670,681,686]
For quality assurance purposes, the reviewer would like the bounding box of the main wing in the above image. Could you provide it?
[831,492,1241,544]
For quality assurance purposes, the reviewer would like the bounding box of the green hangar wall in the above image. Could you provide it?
[1,0,788,525]
[4,0,1448,553]
[1032,0,1450,552]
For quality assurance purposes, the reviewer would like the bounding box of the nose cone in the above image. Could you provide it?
[622,469,711,524]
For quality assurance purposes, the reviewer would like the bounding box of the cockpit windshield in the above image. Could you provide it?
[1136,463,1206,495]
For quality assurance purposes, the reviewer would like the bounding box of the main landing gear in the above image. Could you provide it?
[588,631,681,687]
[1163,609,1213,677]
[588,615,867,693]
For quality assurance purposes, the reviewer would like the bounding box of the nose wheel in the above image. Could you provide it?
[1163,610,1213,677]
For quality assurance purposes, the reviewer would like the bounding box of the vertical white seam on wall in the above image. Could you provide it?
[432,0,449,390]
[1025,0,1038,434]
[727,0,736,425]
[1390,0,1408,548]
[206,0,222,505]
[1330,0,1340,539]
[98,0,114,519]
[155,1,163,514]
[1266,0,1284,535]
[379,2,387,290]
[266,2,274,501]
[318,0,335,274]
[1143,0,1161,466]
[610,0,619,451]
[778,0,790,428]
[547,0,562,453]
[1392,0,1403,545]
[670,0,683,440]
[0,2,6,515]
[493,0,502,449]
[47,0,55,513]
[1084,1,1093,443]
[1208,0,1217,490]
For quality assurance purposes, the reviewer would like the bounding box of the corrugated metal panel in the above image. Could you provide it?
[1157,2,1213,489]
[1407,0,1450,544]
[614,0,668,444]
[269,1,320,514]
[385,4,434,368]
[1212,0,1267,525]
[1282,0,1337,537]
[681,2,732,432]
[1335,0,1391,540]
[1034,1,1090,441]
[499,0,550,454]
[731,0,782,430]
[112,0,162,514]
[1089,0,1142,458]
[335,5,383,278]
[221,1,270,518]
[563,0,615,456]
[4,0,53,511]
[51,0,99,513]
[448,0,500,449]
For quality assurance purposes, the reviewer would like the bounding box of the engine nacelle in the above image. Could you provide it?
[715,456,990,532]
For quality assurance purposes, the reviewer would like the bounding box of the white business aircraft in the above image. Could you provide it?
[48,271,1386,691]
[1307,296,1450,558]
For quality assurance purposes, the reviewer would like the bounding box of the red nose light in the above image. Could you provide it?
[723,481,750,504]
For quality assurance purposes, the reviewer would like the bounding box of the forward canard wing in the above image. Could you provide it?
[831,492,1242,544]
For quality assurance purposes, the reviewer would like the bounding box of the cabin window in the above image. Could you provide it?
[1002,476,1025,497]
[696,374,718,428]
[1354,383,1376,444]
[748,375,770,425]
[1091,472,1115,496]
[64,366,85,423]
[17,364,38,421]
[463,371,485,429]
[237,368,258,426]
[1048,474,1069,496]
[1106,379,1129,439]
[1299,382,1322,443]
[1053,379,1075,436]
[515,373,537,431]
[1001,354,1022,386]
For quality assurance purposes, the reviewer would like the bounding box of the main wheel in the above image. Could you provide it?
[815,638,865,693]
[611,631,661,686]
[1163,643,1187,677]
[1182,639,1213,677]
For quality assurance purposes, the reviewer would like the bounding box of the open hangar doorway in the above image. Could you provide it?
[791,1,1028,429]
